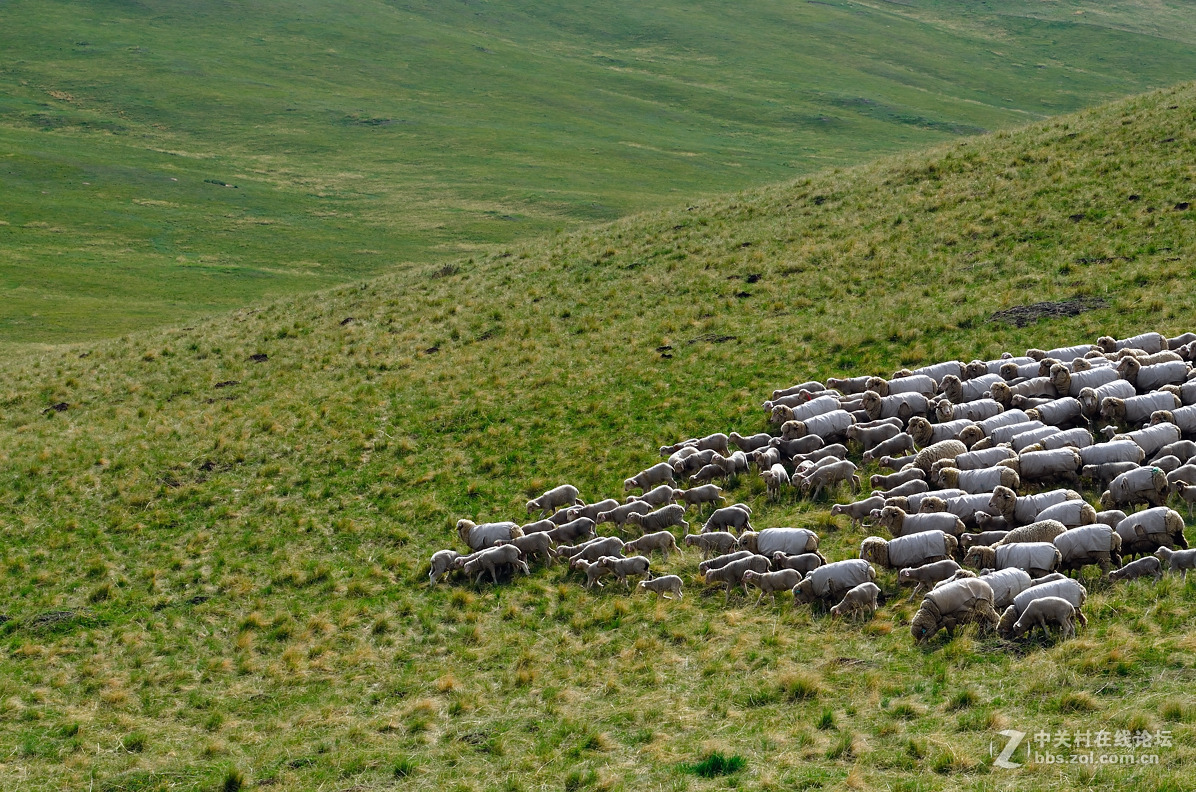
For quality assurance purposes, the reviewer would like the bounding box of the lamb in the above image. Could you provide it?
[595,500,653,530]
[1025,397,1086,428]
[1030,427,1094,452]
[698,550,754,575]
[898,559,962,598]
[861,433,918,464]
[977,567,1034,609]
[830,582,881,620]
[456,519,524,551]
[545,517,598,545]
[729,431,773,453]
[461,544,530,584]
[961,530,1009,550]
[1105,422,1182,458]
[742,569,803,604]
[1115,507,1189,556]
[1082,461,1146,490]
[770,380,826,401]
[623,531,679,561]
[771,552,824,576]
[870,466,926,489]
[683,531,738,558]
[781,409,856,442]
[873,478,930,499]
[793,559,877,605]
[966,356,1030,379]
[951,446,1017,471]
[596,554,652,588]
[865,374,938,398]
[860,390,929,422]
[846,421,902,451]
[1034,499,1098,529]
[673,449,719,477]
[910,577,999,642]
[671,484,726,510]
[624,463,676,493]
[963,541,1062,578]
[937,398,1003,423]
[625,505,689,534]
[701,505,754,535]
[1077,379,1137,418]
[996,577,1087,636]
[1108,555,1164,582]
[739,527,819,556]
[520,518,558,535]
[1049,362,1120,398]
[1099,391,1180,427]
[1008,596,1081,640]
[429,550,463,584]
[690,432,731,455]
[751,446,782,470]
[992,514,1070,545]
[785,442,845,464]
[770,394,840,425]
[526,484,583,516]
[1054,524,1122,575]
[1079,440,1144,466]
[1153,546,1196,578]
[873,506,965,538]
[571,558,613,589]
[1099,466,1169,510]
[1171,481,1196,517]
[798,459,861,499]
[639,575,684,599]
[1117,356,1190,393]
[629,484,676,508]
[703,554,772,599]
[713,450,751,477]
[878,453,919,471]
[1005,448,1082,486]
[934,465,1019,494]
[1008,425,1066,453]
[830,495,885,528]
[860,530,958,569]
[495,532,558,565]
[559,536,626,564]
[1097,332,1167,355]
[565,498,621,522]
[907,418,974,449]
[761,463,790,501]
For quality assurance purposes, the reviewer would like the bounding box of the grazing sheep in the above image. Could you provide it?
[865,374,938,398]
[684,531,738,558]
[1054,524,1122,575]
[595,500,653,530]
[860,530,958,569]
[934,465,1020,494]
[1148,455,1182,473]
[1153,405,1196,439]
[846,421,902,451]
[429,550,463,584]
[739,527,820,556]
[990,378,1058,409]
[1099,466,1169,510]
[963,541,1062,578]
[673,449,719,477]
[1115,507,1188,556]
[830,582,881,620]
[1033,499,1098,529]
[911,440,968,475]
[698,550,754,575]
[461,545,531,584]
[987,486,1075,527]
[870,466,926,490]
[1108,555,1164,582]
[938,398,1004,423]
[526,484,584,516]
[966,356,1029,379]
[1007,425,1066,453]
[729,431,773,453]
[1025,397,1086,428]
[1009,448,1083,486]
[885,489,966,515]
[545,517,598,545]
[558,536,625,563]
[798,459,861,499]
[874,506,965,539]
[977,567,1034,609]
[624,463,676,493]
[860,390,930,422]
[898,559,962,598]
[1171,481,1196,517]
[961,530,1010,550]
[930,493,1004,529]
[714,450,751,477]
[1000,360,1042,381]
[873,478,930,500]
[742,568,803,604]
[1079,441,1145,467]
[1094,509,1128,528]
[761,463,790,501]
[571,558,613,589]
[1050,363,1119,398]
[770,380,826,400]
[1106,422,1182,458]
[1098,332,1167,355]
[974,419,1047,450]
[909,420,975,451]
[1152,439,1196,464]
[457,519,524,551]
[1078,379,1137,418]
[770,394,841,426]
[623,530,679,561]
[671,484,726,510]
[861,433,918,464]
[629,483,677,508]
[831,495,886,528]
[703,554,772,599]
[699,505,752,535]
[596,555,652,588]
[626,505,689,534]
[1117,357,1190,393]
[958,409,1031,447]
[1100,391,1180,427]
[495,532,558,565]
[1009,596,1081,640]
[565,498,621,522]
[788,443,848,465]
[972,513,1010,533]
[520,518,559,535]
[639,575,683,599]
[1031,427,1094,452]
[793,559,877,605]
[660,432,729,456]
[910,577,999,642]
[665,445,701,468]
[826,375,872,394]
[1153,546,1196,578]
[771,552,824,576]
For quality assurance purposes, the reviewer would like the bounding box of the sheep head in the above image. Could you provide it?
[963,545,995,569]
[910,601,942,643]
[859,537,888,566]
[988,486,1016,521]
[996,605,1019,639]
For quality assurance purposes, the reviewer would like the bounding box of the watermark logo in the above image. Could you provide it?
[993,730,1025,769]
[993,727,1172,769]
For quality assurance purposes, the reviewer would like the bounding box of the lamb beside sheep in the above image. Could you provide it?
[684,531,738,558]
[625,505,689,534]
[1154,546,1196,578]
[526,485,584,516]
[639,575,683,599]
[830,495,885,528]
[429,550,462,584]
[830,582,881,620]
[742,569,803,604]
[623,531,679,561]
[793,559,877,606]
[624,463,676,493]
[596,555,652,588]
[701,504,754,534]
[1108,555,1163,582]
[1008,596,1081,640]
[897,559,962,598]
[703,554,772,599]
[910,577,999,642]
[458,544,530,584]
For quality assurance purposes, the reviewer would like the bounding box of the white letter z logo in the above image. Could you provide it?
[994,729,1026,769]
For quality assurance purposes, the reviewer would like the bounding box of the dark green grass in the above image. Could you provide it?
[1,84,1196,789]
[3,0,1196,340]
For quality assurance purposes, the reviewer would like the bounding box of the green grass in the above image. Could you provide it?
[4,0,1196,341]
[2,83,1196,789]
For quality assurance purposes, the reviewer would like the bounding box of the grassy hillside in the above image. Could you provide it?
[3,84,1196,791]
[4,0,1196,341]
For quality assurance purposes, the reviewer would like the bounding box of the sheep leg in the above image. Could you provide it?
[755,590,764,606]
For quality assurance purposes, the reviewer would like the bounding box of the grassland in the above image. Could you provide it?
[4,0,1196,341]
[2,83,1196,790]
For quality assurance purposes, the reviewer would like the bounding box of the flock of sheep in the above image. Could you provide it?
[431,330,1196,644]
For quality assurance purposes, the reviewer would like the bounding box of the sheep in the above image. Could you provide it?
[571,558,613,589]
[623,531,679,561]
[861,433,918,464]
[873,505,964,539]
[596,554,652,588]
[701,505,753,535]
[770,380,826,400]
[971,513,1009,533]
[877,454,918,471]
[691,432,731,455]
[545,517,597,545]
[1028,343,1097,361]
[934,465,1019,494]
[565,498,621,522]
[684,531,738,558]
[629,484,676,508]
[1098,332,1167,355]
[457,519,524,551]
[830,582,881,620]
[639,575,683,599]
[1099,466,1169,510]
[1000,360,1042,381]
[624,463,676,493]
[558,536,626,563]
[520,518,558,535]
[525,484,583,516]
[903,360,966,384]
[429,550,462,584]
[770,394,840,426]
[671,484,726,510]
[908,418,974,450]
[937,373,999,405]
[963,541,1062,578]
[865,374,938,398]
[826,375,872,394]
[798,459,861,500]
[1108,555,1163,582]
[937,398,1003,423]
[966,356,1029,379]
[1079,441,1144,467]
[781,409,856,442]
[751,446,783,470]
[495,532,558,565]
[950,446,1017,471]
[793,559,877,605]
[1165,462,1196,487]
[885,489,965,515]
[1049,363,1119,398]
[990,377,1057,409]
[873,478,930,500]
[739,527,819,556]
[698,550,754,575]
[860,530,958,569]
[761,463,790,501]
[595,500,653,530]
[860,390,929,422]
[713,450,751,477]
[1031,427,1094,452]
[1171,481,1196,517]
[1007,425,1065,453]
[665,445,701,467]
[1006,448,1083,486]
[1151,439,1196,464]
[626,505,689,534]
[1117,356,1190,393]
[977,567,1034,609]
[776,439,837,462]
[1024,397,1086,428]
[897,559,962,598]
[1153,546,1196,578]
[742,569,803,604]
[910,577,999,642]
[673,449,719,477]
[1151,455,1183,473]
[846,421,902,451]
[989,510,1070,543]
[1116,507,1188,556]
[1094,509,1128,528]
[1099,391,1181,427]
[1034,499,1098,529]
[830,495,885,528]
[1106,422,1182,458]
[703,554,772,600]
[870,466,926,489]
[729,431,773,453]
[1008,596,1081,640]
[1078,379,1137,417]
[904,441,965,477]
[461,545,531,584]
[1153,405,1196,439]
[974,419,1047,449]
[771,552,824,576]
[958,409,1031,448]
[931,493,1004,530]
[1053,524,1122,575]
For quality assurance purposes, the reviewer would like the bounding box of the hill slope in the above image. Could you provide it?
[1,84,1196,790]
[4,0,1196,341]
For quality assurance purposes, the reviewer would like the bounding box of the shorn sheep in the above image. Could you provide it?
[683,531,738,558]
[622,530,679,561]
[1154,546,1196,578]
[793,559,877,606]
[639,575,684,599]
[526,484,583,516]
[1108,556,1163,582]
[1009,596,1081,640]
[742,568,803,604]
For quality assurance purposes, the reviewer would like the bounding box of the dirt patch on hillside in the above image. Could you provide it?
[989,297,1108,327]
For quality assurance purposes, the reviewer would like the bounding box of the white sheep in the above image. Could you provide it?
[869,466,925,489]
[738,527,819,556]
[545,517,597,545]
[698,550,754,575]
[910,577,999,642]
[846,421,901,450]
[460,545,531,584]
[975,419,1046,449]
[798,459,860,499]
[625,504,689,534]
[639,575,684,599]
[495,532,558,565]
[897,559,962,598]
[830,582,881,620]
[761,462,790,500]
[937,398,1003,423]
[873,478,929,500]
[951,446,1017,471]
[770,380,826,400]
[903,360,966,384]
[1079,440,1144,466]
[565,498,621,522]
[1117,356,1190,393]
[1009,596,1080,640]
[1031,426,1094,452]
[571,558,613,589]
[1077,379,1137,417]
[961,530,1010,551]
[628,483,677,508]
[1171,481,1196,517]
[830,495,885,528]
[526,484,583,516]
[1024,397,1085,427]
[729,431,773,453]
[558,535,625,563]
[966,356,1029,379]
[1106,422,1181,458]
[1097,332,1167,355]
[1099,391,1180,427]
[1108,556,1163,582]
[684,531,738,558]
[1027,343,1096,361]
[934,465,1019,494]
[826,375,872,394]
[624,462,676,493]
[962,541,1062,578]
[958,408,1030,447]
[782,409,856,441]
[860,390,929,422]
[456,519,524,551]
[623,530,679,561]
[861,432,918,464]
[1099,466,1169,510]
[1049,363,1119,398]
[1006,448,1082,486]
[1034,499,1098,529]
[1115,507,1188,556]
[703,554,772,599]
[1054,523,1122,575]
[670,484,726,510]
[429,550,462,584]
[771,552,824,576]
[594,500,653,530]
[742,568,803,604]
[874,506,965,539]
[1153,546,1196,578]
[596,554,652,588]
[977,567,1034,609]
[770,394,840,425]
